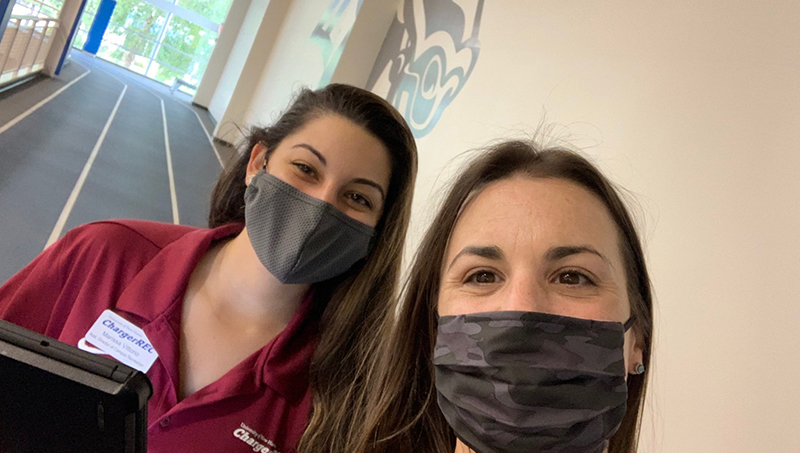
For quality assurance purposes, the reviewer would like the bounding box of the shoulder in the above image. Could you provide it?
[61,220,200,259]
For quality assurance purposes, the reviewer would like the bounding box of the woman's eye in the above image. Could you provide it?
[346,192,373,209]
[466,270,499,284]
[555,271,593,286]
[294,163,316,177]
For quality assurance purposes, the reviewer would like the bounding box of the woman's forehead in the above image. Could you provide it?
[277,115,392,186]
[448,177,623,261]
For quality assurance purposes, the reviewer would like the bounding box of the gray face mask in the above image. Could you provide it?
[434,310,634,453]
[244,169,376,284]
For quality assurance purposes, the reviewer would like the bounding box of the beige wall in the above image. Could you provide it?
[207,0,396,143]
[240,0,397,128]
[241,0,334,129]
[329,0,399,88]
[207,0,274,127]
[213,0,294,143]
[370,1,799,451]
[193,0,251,109]
[44,0,84,76]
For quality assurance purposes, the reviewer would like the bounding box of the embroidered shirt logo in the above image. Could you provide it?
[233,423,281,453]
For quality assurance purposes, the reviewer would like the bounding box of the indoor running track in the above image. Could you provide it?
[0,51,237,284]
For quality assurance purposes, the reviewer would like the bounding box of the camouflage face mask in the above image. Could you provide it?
[434,311,634,453]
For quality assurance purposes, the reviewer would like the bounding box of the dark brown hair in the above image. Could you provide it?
[374,139,653,452]
[208,84,419,453]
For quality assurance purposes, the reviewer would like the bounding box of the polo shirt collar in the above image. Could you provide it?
[115,222,321,402]
[115,223,244,322]
[255,288,321,401]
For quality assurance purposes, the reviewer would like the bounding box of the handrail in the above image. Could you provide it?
[9,15,60,23]
[1,15,61,87]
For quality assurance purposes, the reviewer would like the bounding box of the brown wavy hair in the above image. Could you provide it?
[372,139,653,452]
[208,84,420,452]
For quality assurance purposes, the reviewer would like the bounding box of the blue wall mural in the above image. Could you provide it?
[366,0,484,138]
[310,0,365,88]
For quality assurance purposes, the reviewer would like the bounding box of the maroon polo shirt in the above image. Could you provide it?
[0,220,319,453]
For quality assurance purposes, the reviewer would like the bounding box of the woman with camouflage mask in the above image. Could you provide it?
[366,140,653,452]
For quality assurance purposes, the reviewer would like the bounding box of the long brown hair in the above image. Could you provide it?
[375,140,654,452]
[208,84,419,452]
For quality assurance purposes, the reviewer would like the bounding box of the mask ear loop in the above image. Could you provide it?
[623,317,645,375]
[622,316,647,375]
[623,316,636,332]
[260,141,269,170]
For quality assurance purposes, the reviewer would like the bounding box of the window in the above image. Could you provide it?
[71,0,232,94]
[96,0,167,75]
[175,0,231,24]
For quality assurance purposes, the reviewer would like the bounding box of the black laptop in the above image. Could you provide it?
[0,318,152,453]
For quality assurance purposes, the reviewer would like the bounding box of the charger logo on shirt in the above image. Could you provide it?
[233,423,281,453]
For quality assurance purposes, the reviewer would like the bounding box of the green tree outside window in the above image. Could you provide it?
[76,0,233,90]
[175,0,232,24]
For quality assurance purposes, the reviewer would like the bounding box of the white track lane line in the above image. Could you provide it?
[0,66,91,136]
[45,84,128,249]
[75,66,180,226]
[111,73,180,224]
[190,108,223,168]
[161,99,180,225]
[78,55,222,170]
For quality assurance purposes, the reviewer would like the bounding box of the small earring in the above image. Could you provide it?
[634,363,646,375]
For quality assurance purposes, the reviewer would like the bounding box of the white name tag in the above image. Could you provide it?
[84,310,158,373]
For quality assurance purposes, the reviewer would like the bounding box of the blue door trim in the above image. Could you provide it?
[0,0,15,44]
[83,0,115,55]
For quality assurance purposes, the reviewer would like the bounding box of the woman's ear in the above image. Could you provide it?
[625,327,645,376]
[245,142,268,185]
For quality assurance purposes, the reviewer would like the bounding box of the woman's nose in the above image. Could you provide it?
[503,275,546,313]
[306,183,340,209]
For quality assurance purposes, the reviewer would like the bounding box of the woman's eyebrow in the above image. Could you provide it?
[291,144,385,202]
[448,245,505,270]
[292,144,326,165]
[546,245,610,264]
[352,178,386,202]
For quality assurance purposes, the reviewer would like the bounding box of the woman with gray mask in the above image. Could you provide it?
[365,139,654,453]
[0,84,418,453]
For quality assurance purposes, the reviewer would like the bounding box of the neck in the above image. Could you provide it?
[454,440,474,453]
[200,229,310,328]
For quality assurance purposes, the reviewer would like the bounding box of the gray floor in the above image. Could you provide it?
[0,50,238,284]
